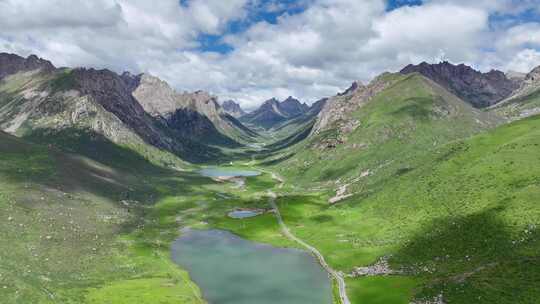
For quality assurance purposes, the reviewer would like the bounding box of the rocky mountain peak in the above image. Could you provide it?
[240,96,308,129]
[400,61,517,107]
[338,81,364,96]
[501,65,540,104]
[525,65,540,81]
[312,73,396,135]
[221,100,246,118]
[279,96,308,116]
[0,52,55,79]
[132,73,222,117]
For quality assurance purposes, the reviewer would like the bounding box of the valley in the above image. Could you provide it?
[1,53,539,304]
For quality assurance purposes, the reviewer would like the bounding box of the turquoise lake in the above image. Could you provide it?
[171,229,332,304]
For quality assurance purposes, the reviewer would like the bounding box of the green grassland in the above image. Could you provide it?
[0,130,293,304]
[259,113,540,303]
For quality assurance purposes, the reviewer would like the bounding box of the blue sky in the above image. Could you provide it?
[1,0,540,109]
[197,0,309,53]
[199,0,426,53]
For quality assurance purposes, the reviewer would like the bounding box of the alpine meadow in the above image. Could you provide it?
[0,1,539,304]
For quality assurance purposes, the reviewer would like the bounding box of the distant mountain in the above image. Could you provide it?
[506,70,527,83]
[400,61,518,108]
[0,53,54,79]
[221,100,246,118]
[240,96,308,129]
[0,52,255,162]
[279,96,309,116]
[132,74,255,145]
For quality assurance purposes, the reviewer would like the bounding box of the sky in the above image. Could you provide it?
[1,0,540,110]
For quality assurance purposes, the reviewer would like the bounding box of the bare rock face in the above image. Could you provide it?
[70,68,173,150]
[312,76,394,136]
[0,53,55,80]
[279,96,309,117]
[400,61,518,108]
[221,100,245,118]
[493,65,540,120]
[132,74,245,144]
[509,65,540,98]
[0,53,241,161]
[506,70,527,85]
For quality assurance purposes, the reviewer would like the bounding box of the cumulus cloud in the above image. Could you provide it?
[0,0,539,110]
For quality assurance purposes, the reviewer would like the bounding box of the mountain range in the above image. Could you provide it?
[221,100,246,118]
[239,96,312,129]
[1,51,539,304]
[0,53,257,163]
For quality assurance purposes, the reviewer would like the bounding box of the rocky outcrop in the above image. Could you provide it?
[308,98,328,116]
[349,257,397,277]
[492,65,540,120]
[312,74,395,136]
[400,61,518,108]
[506,70,526,86]
[0,53,55,80]
[221,100,245,118]
[70,68,171,149]
[132,74,252,145]
[0,53,239,162]
[279,96,309,117]
[504,65,540,100]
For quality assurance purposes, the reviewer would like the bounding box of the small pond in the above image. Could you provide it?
[171,229,332,304]
[227,209,263,219]
[198,167,261,178]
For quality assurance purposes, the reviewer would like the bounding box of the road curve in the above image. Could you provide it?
[267,189,351,304]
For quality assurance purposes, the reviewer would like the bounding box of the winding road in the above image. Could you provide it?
[266,177,351,304]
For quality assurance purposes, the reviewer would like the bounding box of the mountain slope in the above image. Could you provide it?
[492,65,540,120]
[256,73,537,303]
[240,96,308,129]
[221,100,246,118]
[0,53,55,79]
[266,113,540,304]
[400,61,518,108]
[132,74,256,145]
[270,72,501,185]
[0,66,211,163]
[0,53,256,163]
[0,129,209,303]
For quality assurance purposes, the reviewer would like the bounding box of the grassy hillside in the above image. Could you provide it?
[255,105,539,302]
[269,73,500,187]
[0,130,287,304]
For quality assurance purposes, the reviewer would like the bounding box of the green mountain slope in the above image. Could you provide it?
[267,114,540,303]
[0,127,283,303]
[270,73,501,186]
[0,130,203,303]
[251,73,539,303]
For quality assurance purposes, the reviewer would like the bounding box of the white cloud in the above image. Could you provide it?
[505,49,540,72]
[367,3,488,62]
[498,23,540,50]
[0,0,539,110]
